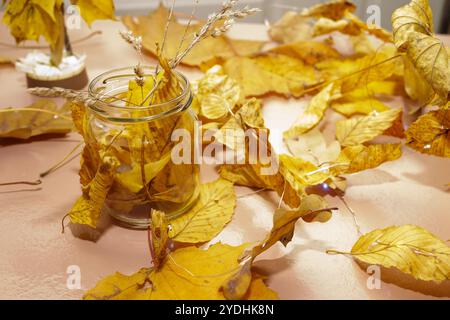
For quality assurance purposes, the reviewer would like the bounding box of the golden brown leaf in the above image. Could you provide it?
[335,109,402,146]
[333,225,450,282]
[268,41,340,65]
[392,0,449,103]
[331,98,390,117]
[332,143,402,175]
[69,156,119,228]
[168,179,236,243]
[0,100,72,139]
[300,0,356,21]
[222,54,321,98]
[268,11,313,43]
[283,84,334,139]
[285,129,341,166]
[149,209,169,269]
[85,243,277,300]
[405,110,450,158]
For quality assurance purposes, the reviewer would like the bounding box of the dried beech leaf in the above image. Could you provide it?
[392,0,434,50]
[221,54,322,98]
[193,65,240,120]
[392,0,449,103]
[285,129,341,166]
[215,98,264,150]
[335,109,402,146]
[300,0,356,21]
[332,143,402,175]
[268,41,340,65]
[168,179,236,243]
[405,110,450,158]
[283,84,334,139]
[280,154,332,188]
[150,209,169,269]
[0,100,72,139]
[268,11,313,43]
[69,156,119,228]
[331,98,390,117]
[70,0,116,27]
[122,5,264,67]
[85,243,277,300]
[404,32,450,103]
[349,225,450,282]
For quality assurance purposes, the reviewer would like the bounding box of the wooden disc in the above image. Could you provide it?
[26,67,89,90]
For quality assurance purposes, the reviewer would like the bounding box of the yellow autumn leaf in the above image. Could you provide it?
[268,11,313,43]
[122,4,264,67]
[193,65,240,121]
[335,108,402,146]
[268,41,340,65]
[168,179,236,243]
[214,98,264,150]
[405,110,450,158]
[280,154,332,188]
[3,0,63,48]
[392,0,450,104]
[392,0,434,50]
[300,0,356,21]
[331,98,390,117]
[70,0,115,27]
[115,152,171,193]
[332,143,402,175]
[221,54,322,98]
[404,32,450,104]
[0,100,72,139]
[283,84,334,139]
[285,129,341,166]
[149,209,169,269]
[69,156,118,228]
[332,225,450,282]
[334,81,403,101]
[84,243,278,300]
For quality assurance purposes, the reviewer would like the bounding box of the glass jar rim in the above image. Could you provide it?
[87,66,191,112]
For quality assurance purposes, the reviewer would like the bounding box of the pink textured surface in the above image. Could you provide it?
[0,20,449,300]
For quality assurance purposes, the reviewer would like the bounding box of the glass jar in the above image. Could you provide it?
[85,66,200,229]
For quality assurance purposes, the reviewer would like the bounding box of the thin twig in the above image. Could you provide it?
[0,179,42,186]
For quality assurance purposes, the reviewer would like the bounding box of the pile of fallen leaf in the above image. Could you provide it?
[0,0,449,299]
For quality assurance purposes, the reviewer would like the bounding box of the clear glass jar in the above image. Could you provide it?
[85,66,200,229]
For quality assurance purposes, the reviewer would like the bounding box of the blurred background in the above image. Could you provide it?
[113,0,449,33]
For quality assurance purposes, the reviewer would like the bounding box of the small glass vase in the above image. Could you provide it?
[85,66,200,229]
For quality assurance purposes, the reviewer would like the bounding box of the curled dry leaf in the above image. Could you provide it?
[392,0,450,104]
[300,0,356,21]
[69,155,119,228]
[0,100,72,139]
[168,179,236,244]
[332,225,450,282]
[268,11,313,43]
[335,108,402,146]
[405,109,450,158]
[122,4,264,67]
[283,84,334,139]
[149,209,169,269]
[84,243,277,300]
